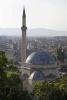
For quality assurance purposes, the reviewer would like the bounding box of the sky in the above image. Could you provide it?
[0,0,67,31]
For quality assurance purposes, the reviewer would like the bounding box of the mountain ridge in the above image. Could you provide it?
[0,28,67,36]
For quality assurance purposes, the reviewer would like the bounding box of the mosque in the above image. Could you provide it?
[21,7,58,91]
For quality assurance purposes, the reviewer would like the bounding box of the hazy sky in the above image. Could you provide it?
[0,0,67,31]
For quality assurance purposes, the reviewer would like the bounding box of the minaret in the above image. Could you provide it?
[21,7,27,67]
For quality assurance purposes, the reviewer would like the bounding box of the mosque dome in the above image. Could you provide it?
[29,71,45,80]
[26,51,55,65]
[21,74,29,79]
[45,74,56,79]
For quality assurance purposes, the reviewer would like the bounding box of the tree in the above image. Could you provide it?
[6,65,18,72]
[13,60,19,66]
[56,47,65,62]
[0,51,32,100]
[0,51,9,95]
[32,76,67,100]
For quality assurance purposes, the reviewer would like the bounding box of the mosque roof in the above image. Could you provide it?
[26,51,55,65]
[21,74,29,78]
[29,71,45,80]
[45,74,56,79]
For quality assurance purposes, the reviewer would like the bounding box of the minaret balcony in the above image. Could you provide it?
[21,26,27,31]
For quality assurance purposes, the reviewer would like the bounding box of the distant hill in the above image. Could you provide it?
[0,28,67,37]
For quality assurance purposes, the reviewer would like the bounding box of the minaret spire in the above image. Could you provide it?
[23,7,26,17]
[22,7,26,27]
[21,7,27,69]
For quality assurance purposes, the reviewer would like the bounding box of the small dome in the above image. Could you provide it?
[29,71,45,80]
[46,74,56,79]
[21,74,29,78]
[26,51,55,65]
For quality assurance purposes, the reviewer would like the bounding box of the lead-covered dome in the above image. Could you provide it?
[26,51,55,65]
[29,71,45,80]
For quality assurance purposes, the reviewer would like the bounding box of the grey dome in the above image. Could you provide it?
[46,74,56,79]
[26,51,55,65]
[29,71,45,80]
[21,74,29,78]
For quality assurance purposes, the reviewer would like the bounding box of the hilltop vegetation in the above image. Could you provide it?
[32,76,67,100]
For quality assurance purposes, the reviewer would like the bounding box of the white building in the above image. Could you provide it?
[27,43,34,50]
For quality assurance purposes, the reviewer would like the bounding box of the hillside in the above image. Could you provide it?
[0,28,67,37]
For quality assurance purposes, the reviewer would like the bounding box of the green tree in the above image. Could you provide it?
[6,65,18,72]
[32,76,67,100]
[0,51,9,96]
[0,51,32,100]
[56,47,65,62]
[13,60,19,66]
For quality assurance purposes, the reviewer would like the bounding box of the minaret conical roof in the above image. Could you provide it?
[23,7,26,17]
